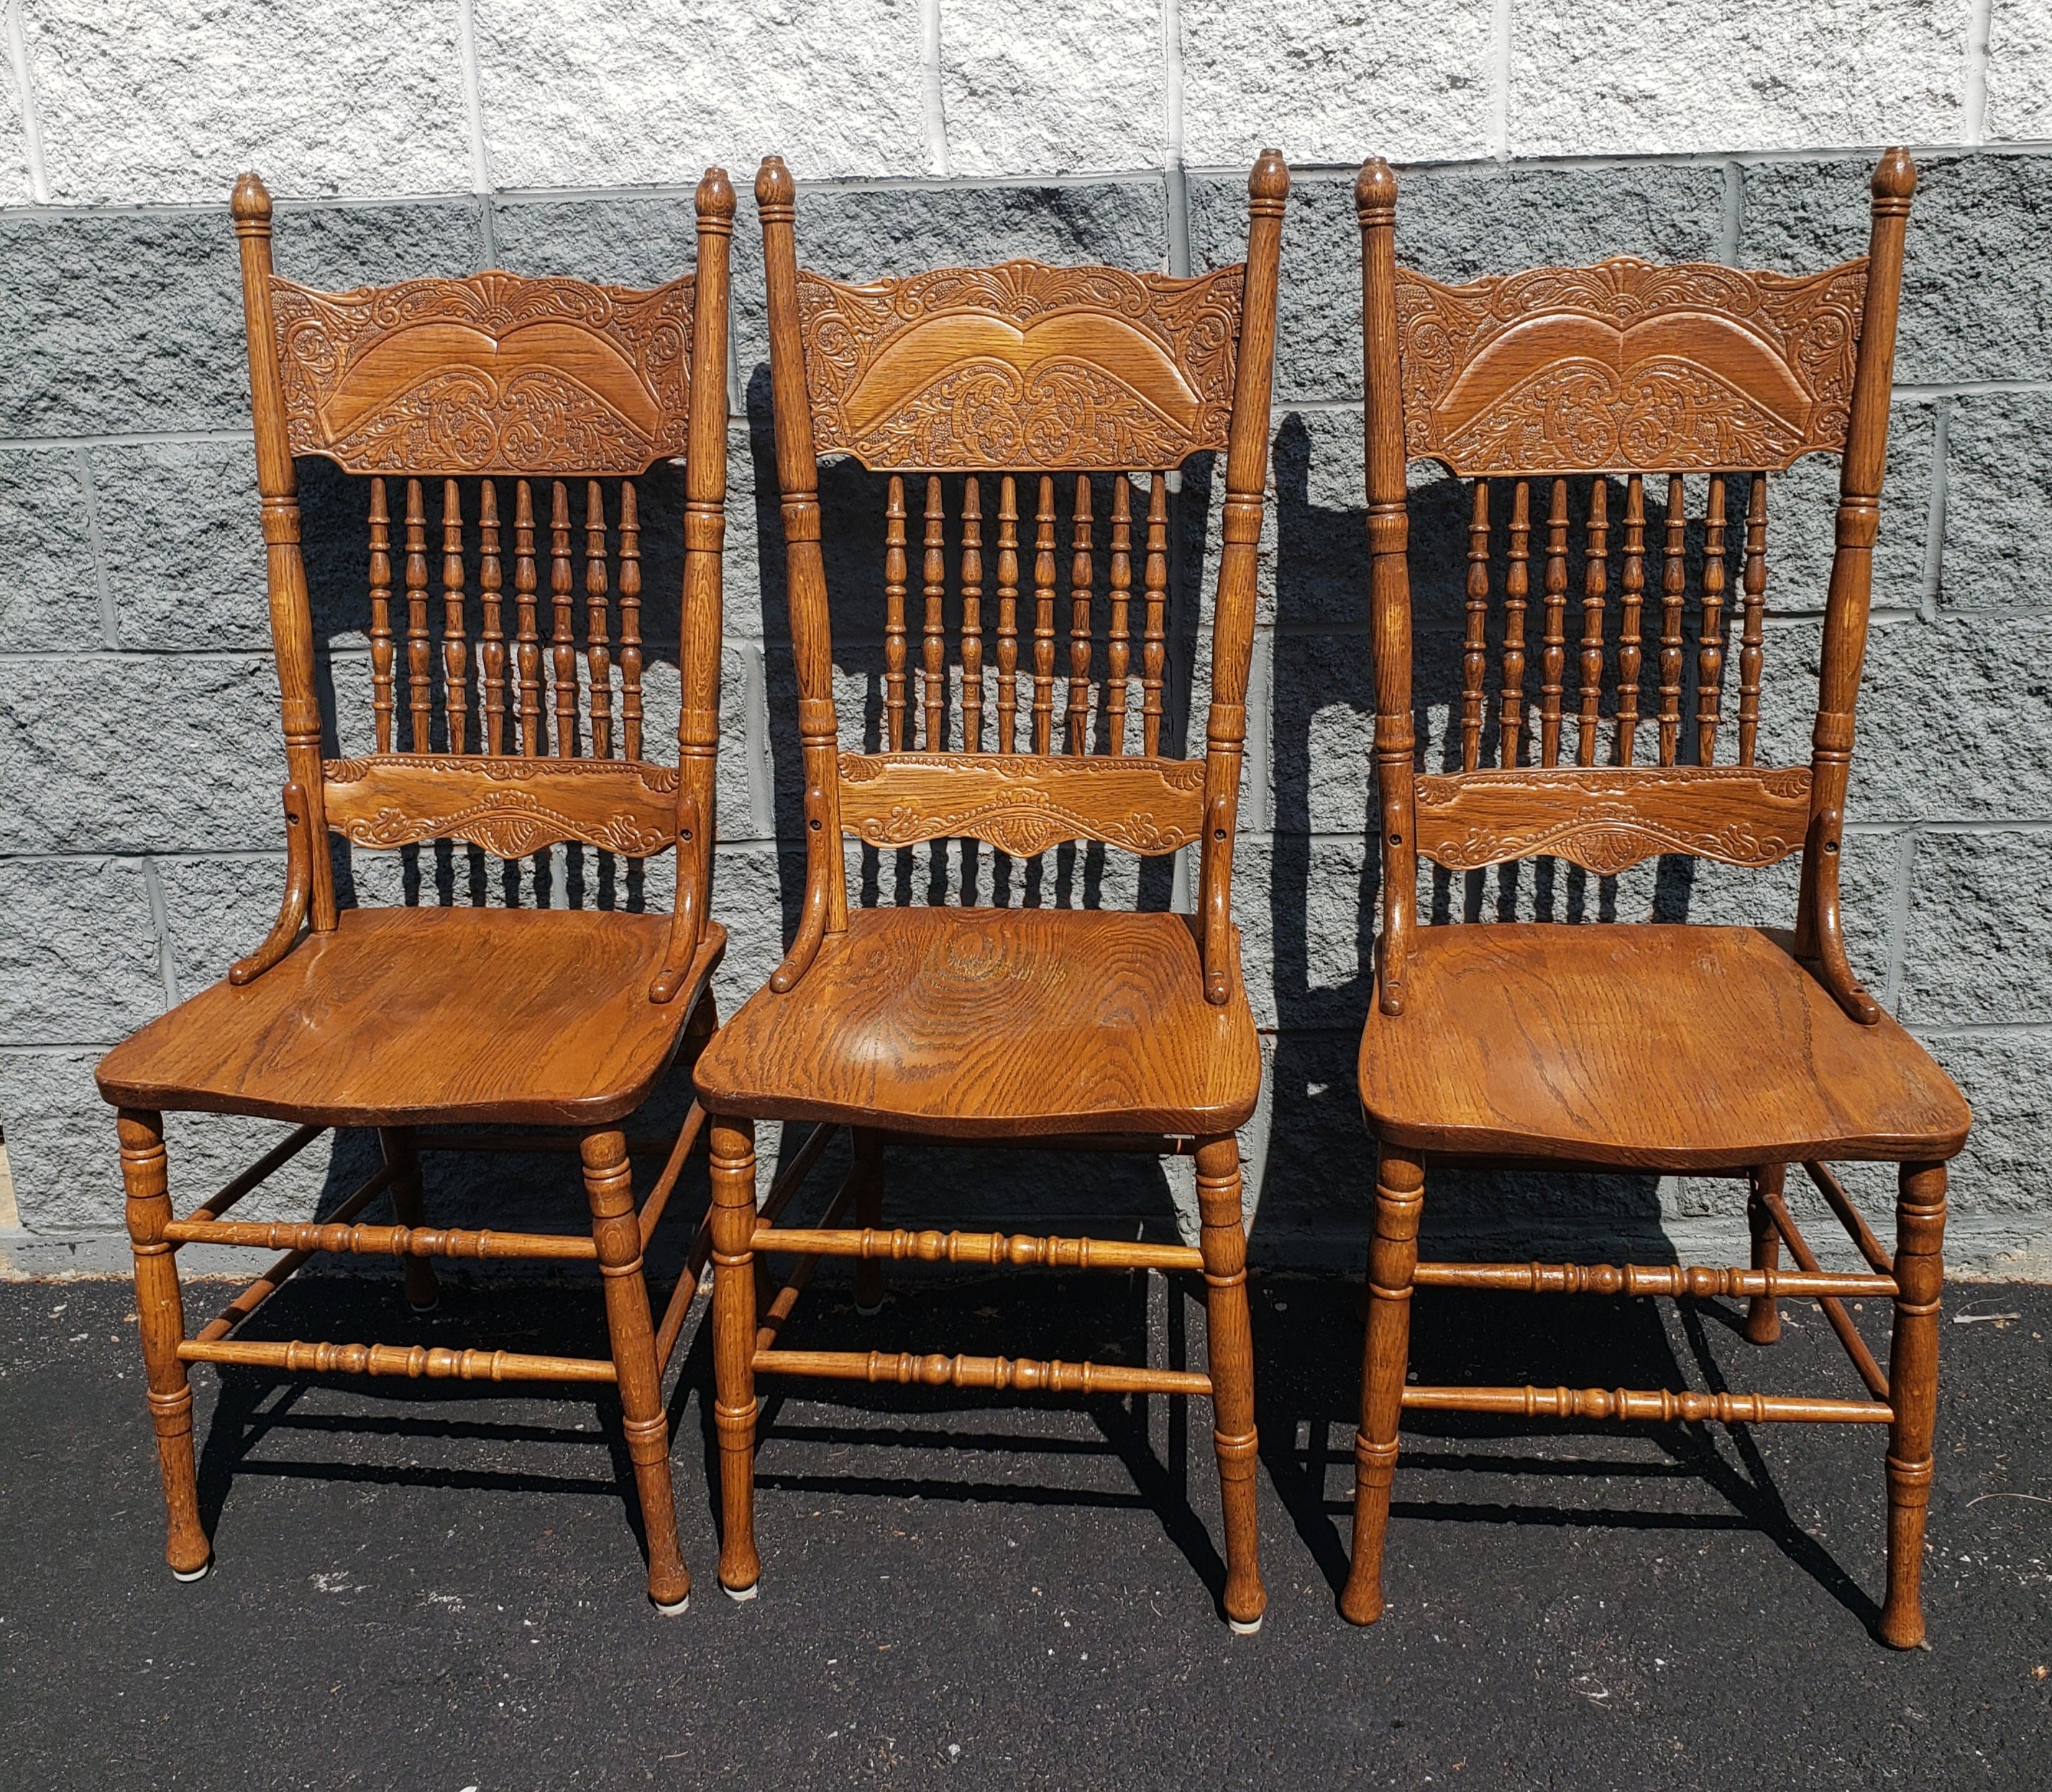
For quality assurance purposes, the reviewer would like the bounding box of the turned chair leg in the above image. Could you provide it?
[1879,1158,1946,1649]
[708,1115,762,1599]
[380,1126,441,1312]
[581,1128,690,1614]
[1744,1163,1785,1345]
[851,1127,886,1315]
[1342,1143,1423,1625]
[1194,1134,1265,1632]
[119,1108,212,1581]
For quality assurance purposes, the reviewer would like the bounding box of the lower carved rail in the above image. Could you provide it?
[1400,1384,1892,1424]
[753,1347,1211,1399]
[164,1217,596,1262]
[756,1225,1204,1274]
[178,1338,617,1383]
[1413,1261,1897,1299]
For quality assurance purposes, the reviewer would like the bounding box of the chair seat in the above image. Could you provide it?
[1360,924,1970,1171]
[96,907,725,1129]
[693,906,1261,1138]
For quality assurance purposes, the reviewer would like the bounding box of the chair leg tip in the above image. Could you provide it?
[722,1580,759,1603]
[653,1594,689,1617]
[854,1301,884,1318]
[1227,1614,1263,1636]
[171,1560,212,1583]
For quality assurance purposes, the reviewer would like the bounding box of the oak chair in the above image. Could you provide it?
[94,167,737,1611]
[688,151,1288,1629]
[1347,151,1970,1646]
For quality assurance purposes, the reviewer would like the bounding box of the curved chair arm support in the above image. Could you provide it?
[649,792,705,1003]
[1375,785,1414,1017]
[1803,804,1881,1025]
[1201,791,1235,1007]
[229,782,313,985]
[770,780,833,994]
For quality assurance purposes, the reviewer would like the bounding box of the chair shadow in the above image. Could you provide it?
[189,1275,668,1578]
[1248,1276,1884,1632]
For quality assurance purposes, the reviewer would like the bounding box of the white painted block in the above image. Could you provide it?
[22,0,474,202]
[476,0,925,191]
[1,51,30,204]
[1179,0,1495,168]
[940,0,1163,177]
[1985,0,2052,141]
[1508,0,1973,157]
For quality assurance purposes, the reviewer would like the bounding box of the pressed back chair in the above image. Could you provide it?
[94,168,736,1612]
[1346,152,1970,1646]
[689,151,1288,1629]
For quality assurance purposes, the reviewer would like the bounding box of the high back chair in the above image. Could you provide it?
[1346,151,1970,1646]
[689,151,1287,1629]
[94,168,736,1612]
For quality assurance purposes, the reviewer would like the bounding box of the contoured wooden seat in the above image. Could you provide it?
[692,151,1287,1630]
[1345,151,1969,1648]
[95,168,736,1612]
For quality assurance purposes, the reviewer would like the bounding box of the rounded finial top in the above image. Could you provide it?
[1872,146,1917,202]
[697,165,737,221]
[756,155,795,208]
[229,171,272,224]
[1248,147,1290,205]
[1355,157,1397,218]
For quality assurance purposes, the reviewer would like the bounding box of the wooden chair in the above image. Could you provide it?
[1345,150,1971,1647]
[688,151,1288,1629]
[94,167,737,1612]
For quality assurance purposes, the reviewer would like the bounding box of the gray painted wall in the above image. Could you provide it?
[1,4,2048,1278]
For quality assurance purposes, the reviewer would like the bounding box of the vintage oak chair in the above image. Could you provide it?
[687,151,1287,1629]
[94,168,736,1612]
[1346,151,1970,1646]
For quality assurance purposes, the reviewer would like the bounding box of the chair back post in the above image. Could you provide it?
[1795,147,1915,1023]
[232,171,336,933]
[758,156,849,992]
[673,166,738,955]
[1355,157,1416,1019]
[1199,148,1288,1006]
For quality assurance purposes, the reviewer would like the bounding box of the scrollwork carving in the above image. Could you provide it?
[323,754,677,859]
[797,261,1244,470]
[838,751,1206,855]
[271,271,695,475]
[1393,256,1869,475]
[1413,766,1812,872]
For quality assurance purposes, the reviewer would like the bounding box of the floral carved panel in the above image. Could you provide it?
[272,272,696,475]
[1393,257,1869,475]
[1413,765,1813,872]
[796,261,1245,471]
[324,754,679,860]
[838,751,1206,856]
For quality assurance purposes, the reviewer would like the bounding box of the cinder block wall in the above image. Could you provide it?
[2,3,2047,1276]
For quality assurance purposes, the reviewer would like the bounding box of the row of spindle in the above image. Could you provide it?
[882,472,1173,759]
[1460,472,1768,773]
[367,476,644,761]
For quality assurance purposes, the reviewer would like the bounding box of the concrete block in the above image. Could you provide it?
[0,449,101,652]
[1231,831,1373,1031]
[1,57,29,205]
[492,192,711,287]
[23,0,472,202]
[152,851,289,997]
[0,1048,123,1233]
[1763,407,1937,617]
[940,0,1163,177]
[1740,152,2052,387]
[1189,161,1725,406]
[1180,0,1493,168]
[1897,830,2052,1027]
[1920,1028,2052,1228]
[0,209,244,436]
[88,439,266,651]
[1506,0,1970,157]
[475,0,925,191]
[0,857,164,1043]
[267,199,489,288]
[1986,1,2052,142]
[0,653,283,854]
[1942,389,2052,611]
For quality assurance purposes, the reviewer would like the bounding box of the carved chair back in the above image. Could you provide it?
[230,167,735,984]
[756,151,1288,1003]
[1357,152,1915,1022]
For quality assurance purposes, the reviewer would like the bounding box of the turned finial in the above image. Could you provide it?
[697,165,737,227]
[1355,157,1397,223]
[756,155,795,214]
[1247,147,1289,211]
[229,171,272,232]
[1872,146,1917,206]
